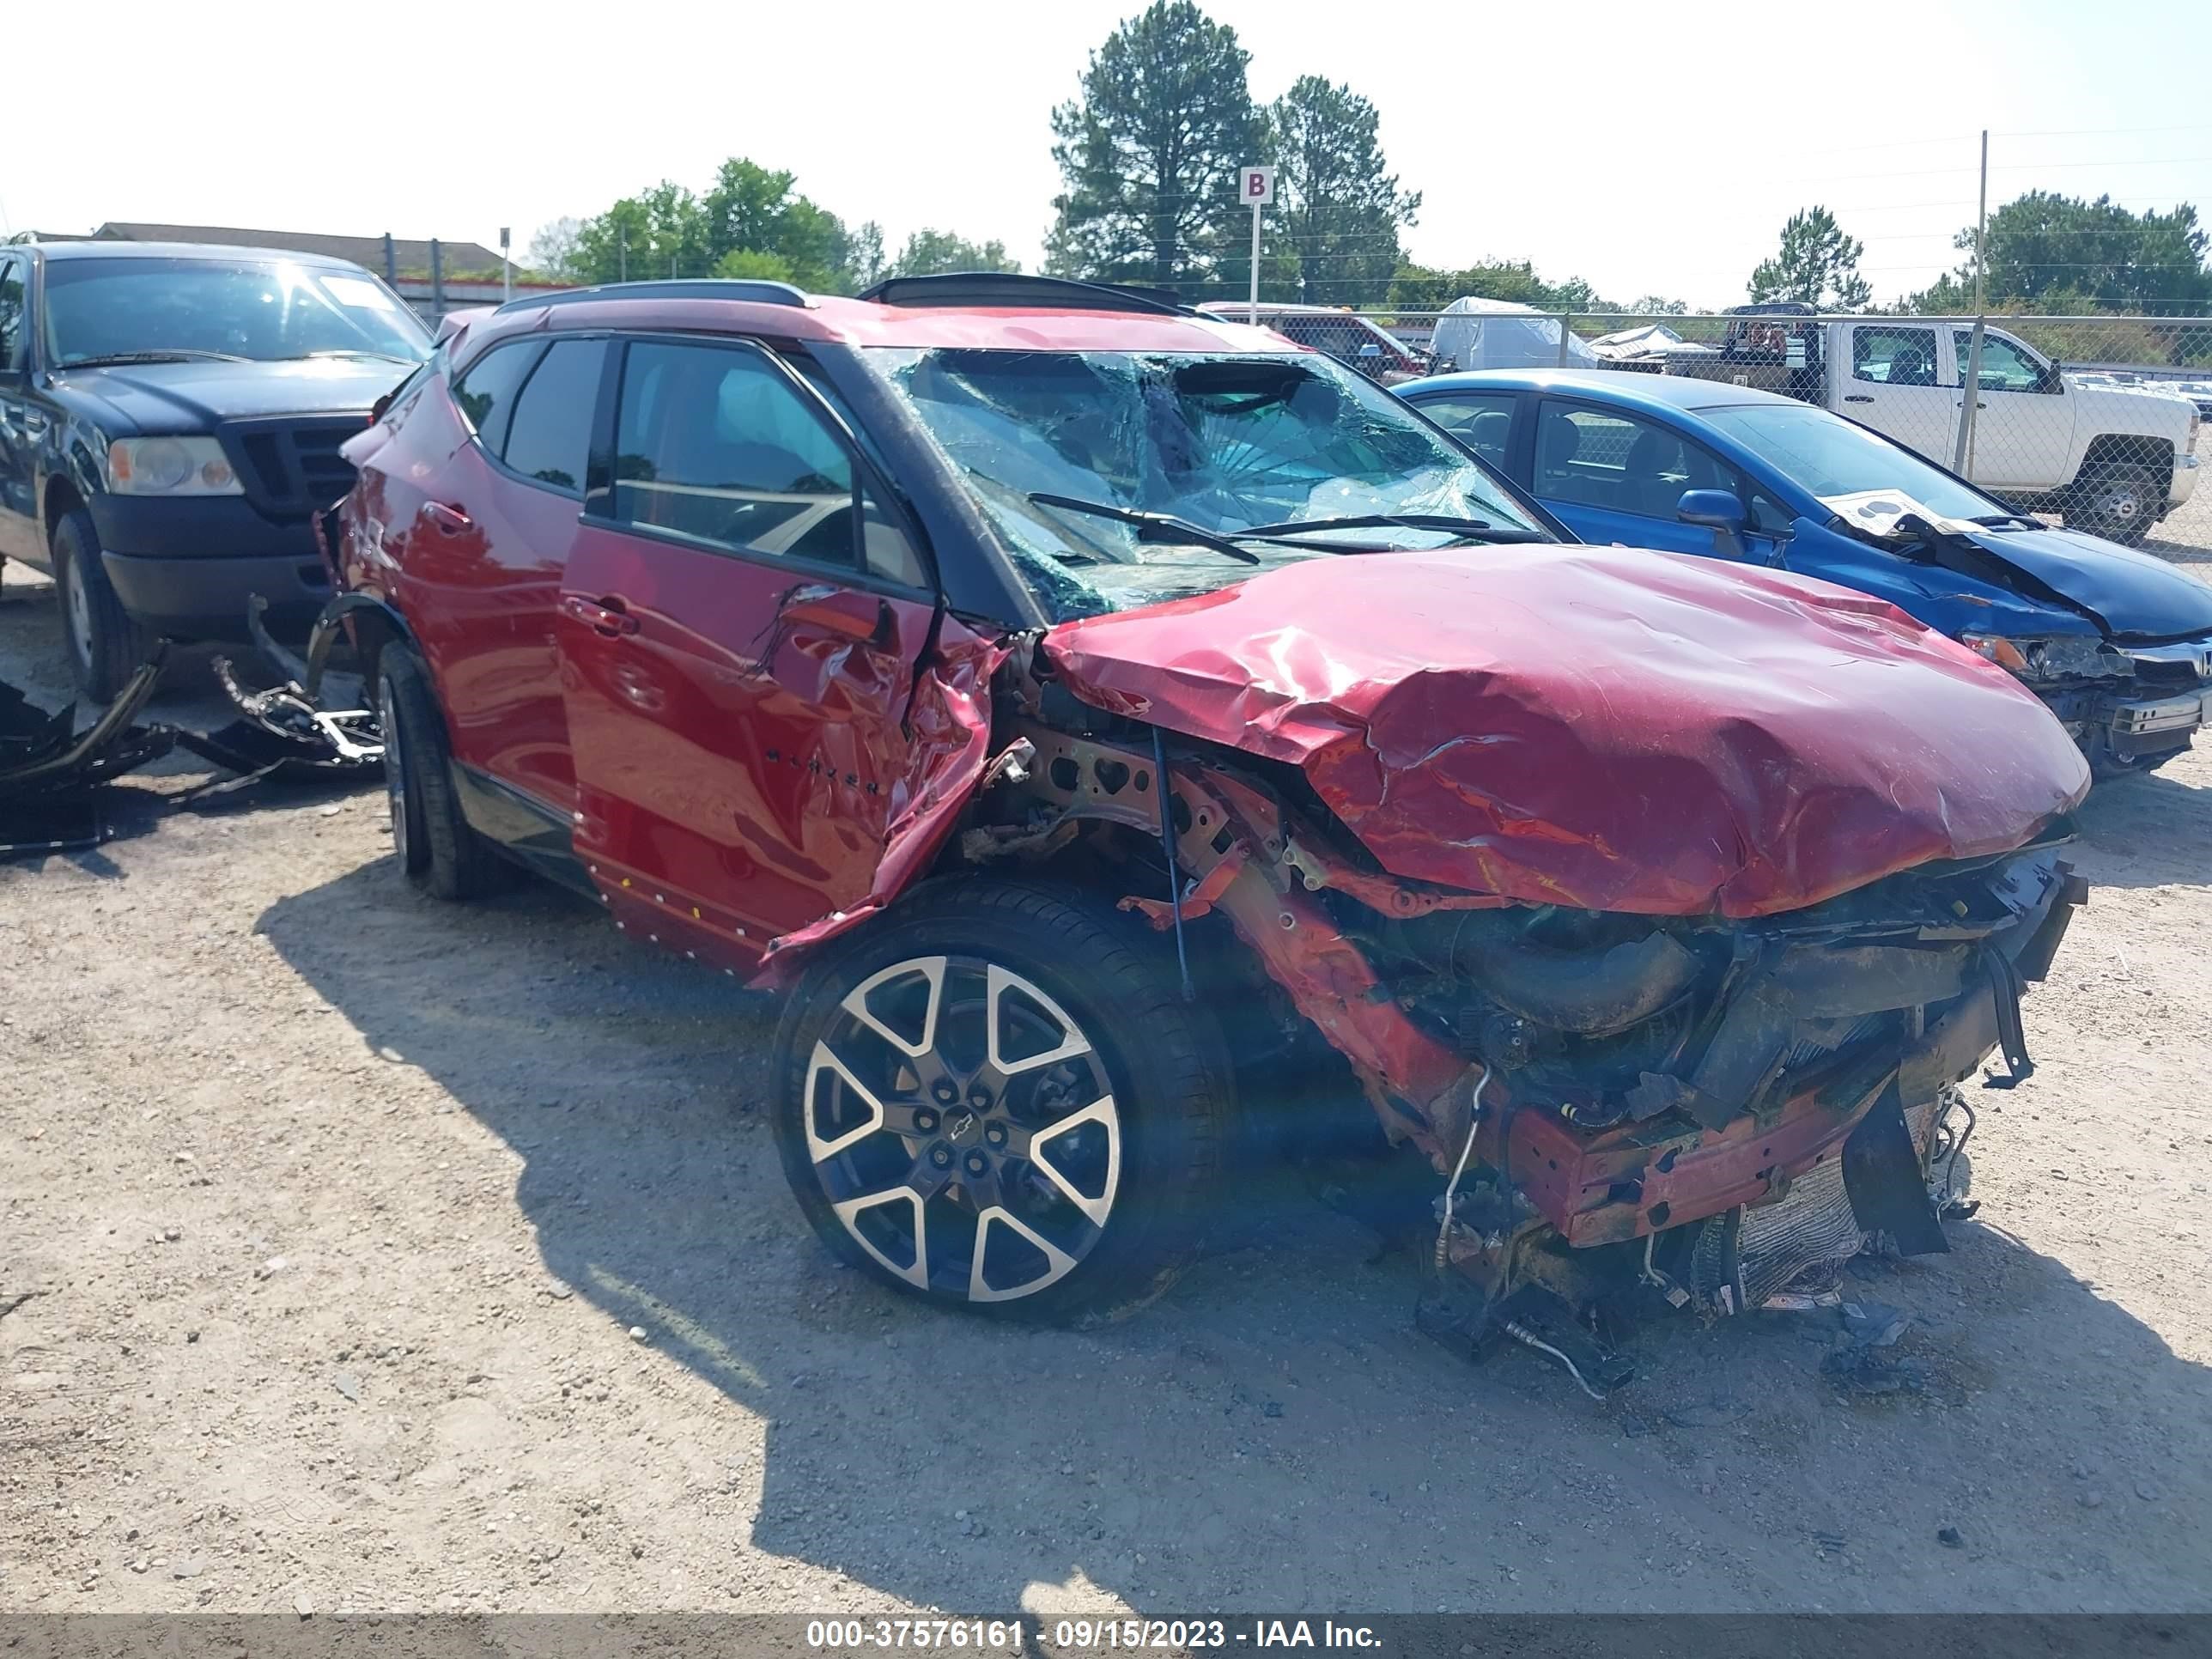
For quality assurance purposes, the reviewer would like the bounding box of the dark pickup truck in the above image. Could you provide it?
[0,240,429,696]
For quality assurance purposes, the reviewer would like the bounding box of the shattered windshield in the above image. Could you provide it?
[866,347,1549,617]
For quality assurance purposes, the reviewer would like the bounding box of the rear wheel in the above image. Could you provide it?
[770,878,1235,1320]
[52,509,153,702]
[374,645,509,899]
[2062,464,2161,546]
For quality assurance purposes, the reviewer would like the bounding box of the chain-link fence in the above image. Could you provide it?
[1338,307,2212,556]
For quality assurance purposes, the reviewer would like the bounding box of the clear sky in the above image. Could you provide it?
[13,0,2210,311]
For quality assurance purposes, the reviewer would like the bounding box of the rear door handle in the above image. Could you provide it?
[1844,394,1874,404]
[419,500,473,534]
[561,593,639,637]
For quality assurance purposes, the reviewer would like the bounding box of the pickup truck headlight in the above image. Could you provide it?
[106,436,241,496]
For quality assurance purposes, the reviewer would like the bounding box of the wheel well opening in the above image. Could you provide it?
[43,477,85,543]
[2077,434,2173,479]
[346,606,406,705]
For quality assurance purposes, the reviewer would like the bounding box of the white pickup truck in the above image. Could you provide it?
[1665,306,2200,544]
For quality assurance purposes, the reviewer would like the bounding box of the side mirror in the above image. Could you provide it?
[1676,489,1747,532]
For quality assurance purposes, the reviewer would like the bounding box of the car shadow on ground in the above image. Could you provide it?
[252,855,2212,1612]
[2070,762,2212,889]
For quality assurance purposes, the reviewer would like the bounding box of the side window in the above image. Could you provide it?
[610,340,922,583]
[0,258,24,371]
[1413,393,1516,466]
[1956,331,2045,393]
[502,339,606,494]
[450,341,541,455]
[1534,402,1728,518]
[1852,325,1941,388]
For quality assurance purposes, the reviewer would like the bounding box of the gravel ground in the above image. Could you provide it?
[3,552,2210,1618]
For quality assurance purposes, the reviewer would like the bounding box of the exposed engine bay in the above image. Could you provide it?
[959,647,2085,1382]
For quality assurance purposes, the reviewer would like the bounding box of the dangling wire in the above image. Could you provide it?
[1433,1065,1492,1273]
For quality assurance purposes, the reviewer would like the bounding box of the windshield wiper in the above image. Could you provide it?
[300,349,420,365]
[1029,494,1261,564]
[1968,512,2039,532]
[61,349,253,368]
[1236,513,1547,544]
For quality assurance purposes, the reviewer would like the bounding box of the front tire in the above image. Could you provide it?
[770,878,1235,1320]
[52,509,153,702]
[375,645,509,900]
[2087,733,2191,781]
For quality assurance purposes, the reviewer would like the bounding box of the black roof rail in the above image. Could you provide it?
[855,272,1194,316]
[495,278,813,315]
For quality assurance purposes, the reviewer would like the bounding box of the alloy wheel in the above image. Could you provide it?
[802,955,1123,1304]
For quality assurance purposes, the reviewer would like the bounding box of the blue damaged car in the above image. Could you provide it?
[1398,368,2212,776]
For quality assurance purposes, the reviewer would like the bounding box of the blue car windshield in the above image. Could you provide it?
[1700,401,1999,522]
[867,347,1547,617]
[44,258,433,368]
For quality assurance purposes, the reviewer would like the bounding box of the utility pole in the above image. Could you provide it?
[619,225,628,283]
[499,227,511,304]
[1953,130,1990,477]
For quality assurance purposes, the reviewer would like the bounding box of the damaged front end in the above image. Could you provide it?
[972,700,2081,1370]
[955,551,2091,1382]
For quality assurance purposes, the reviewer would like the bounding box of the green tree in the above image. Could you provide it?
[1046,1,1265,293]
[714,249,799,283]
[1269,76,1419,306]
[1747,206,1871,310]
[701,158,857,290]
[571,183,712,283]
[1912,191,2209,315]
[567,159,872,291]
[848,222,889,290]
[525,216,586,283]
[1387,258,1601,313]
[886,229,1022,278]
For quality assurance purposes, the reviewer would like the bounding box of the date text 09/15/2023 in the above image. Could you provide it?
[803,1620,1384,1652]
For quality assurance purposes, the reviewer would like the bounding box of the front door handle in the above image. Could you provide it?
[419,500,473,534]
[562,593,640,637]
[1844,394,1874,404]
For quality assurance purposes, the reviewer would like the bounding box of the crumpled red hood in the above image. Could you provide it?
[1041,546,2091,916]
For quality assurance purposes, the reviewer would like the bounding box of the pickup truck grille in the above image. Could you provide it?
[221,416,365,519]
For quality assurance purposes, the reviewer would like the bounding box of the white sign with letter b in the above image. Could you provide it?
[1238,166,1276,206]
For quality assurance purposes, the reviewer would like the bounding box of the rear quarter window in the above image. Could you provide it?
[501,339,606,494]
[450,341,542,455]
